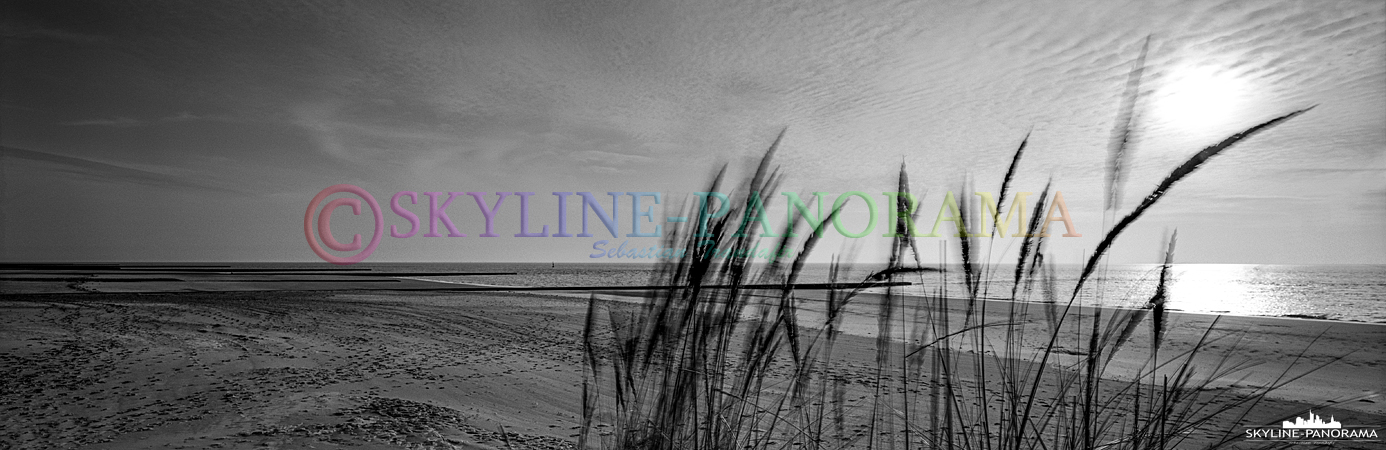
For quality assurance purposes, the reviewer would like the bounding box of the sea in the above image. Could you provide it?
[224,262,1386,323]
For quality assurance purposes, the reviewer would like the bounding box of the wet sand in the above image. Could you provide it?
[1,283,1382,449]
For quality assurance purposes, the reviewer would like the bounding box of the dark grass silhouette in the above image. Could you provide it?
[577,42,1317,449]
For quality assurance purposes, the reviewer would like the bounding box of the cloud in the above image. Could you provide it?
[60,112,235,127]
[568,150,652,165]
[0,22,107,44]
[161,111,232,122]
[1281,167,1386,175]
[3,0,1382,262]
[61,117,143,127]
[1,146,248,195]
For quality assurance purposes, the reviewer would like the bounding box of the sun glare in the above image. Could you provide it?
[1152,66,1249,135]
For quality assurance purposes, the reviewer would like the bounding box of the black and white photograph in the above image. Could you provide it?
[2,1,1383,448]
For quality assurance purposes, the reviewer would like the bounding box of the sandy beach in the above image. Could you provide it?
[2,276,1382,449]
[1,289,587,449]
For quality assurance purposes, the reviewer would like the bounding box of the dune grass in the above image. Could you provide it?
[576,44,1317,450]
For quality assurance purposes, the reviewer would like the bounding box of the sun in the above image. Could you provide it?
[1151,66,1249,135]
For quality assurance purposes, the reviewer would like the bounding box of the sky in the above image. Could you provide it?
[2,0,1383,265]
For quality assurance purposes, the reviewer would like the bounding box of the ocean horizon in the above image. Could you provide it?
[11,261,1380,323]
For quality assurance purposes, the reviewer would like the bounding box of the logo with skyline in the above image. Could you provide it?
[1244,410,1380,444]
[1282,411,1340,429]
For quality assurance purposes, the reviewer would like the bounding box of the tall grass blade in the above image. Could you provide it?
[1073,106,1313,301]
[1105,35,1150,212]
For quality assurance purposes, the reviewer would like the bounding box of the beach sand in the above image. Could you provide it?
[1,284,1382,449]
